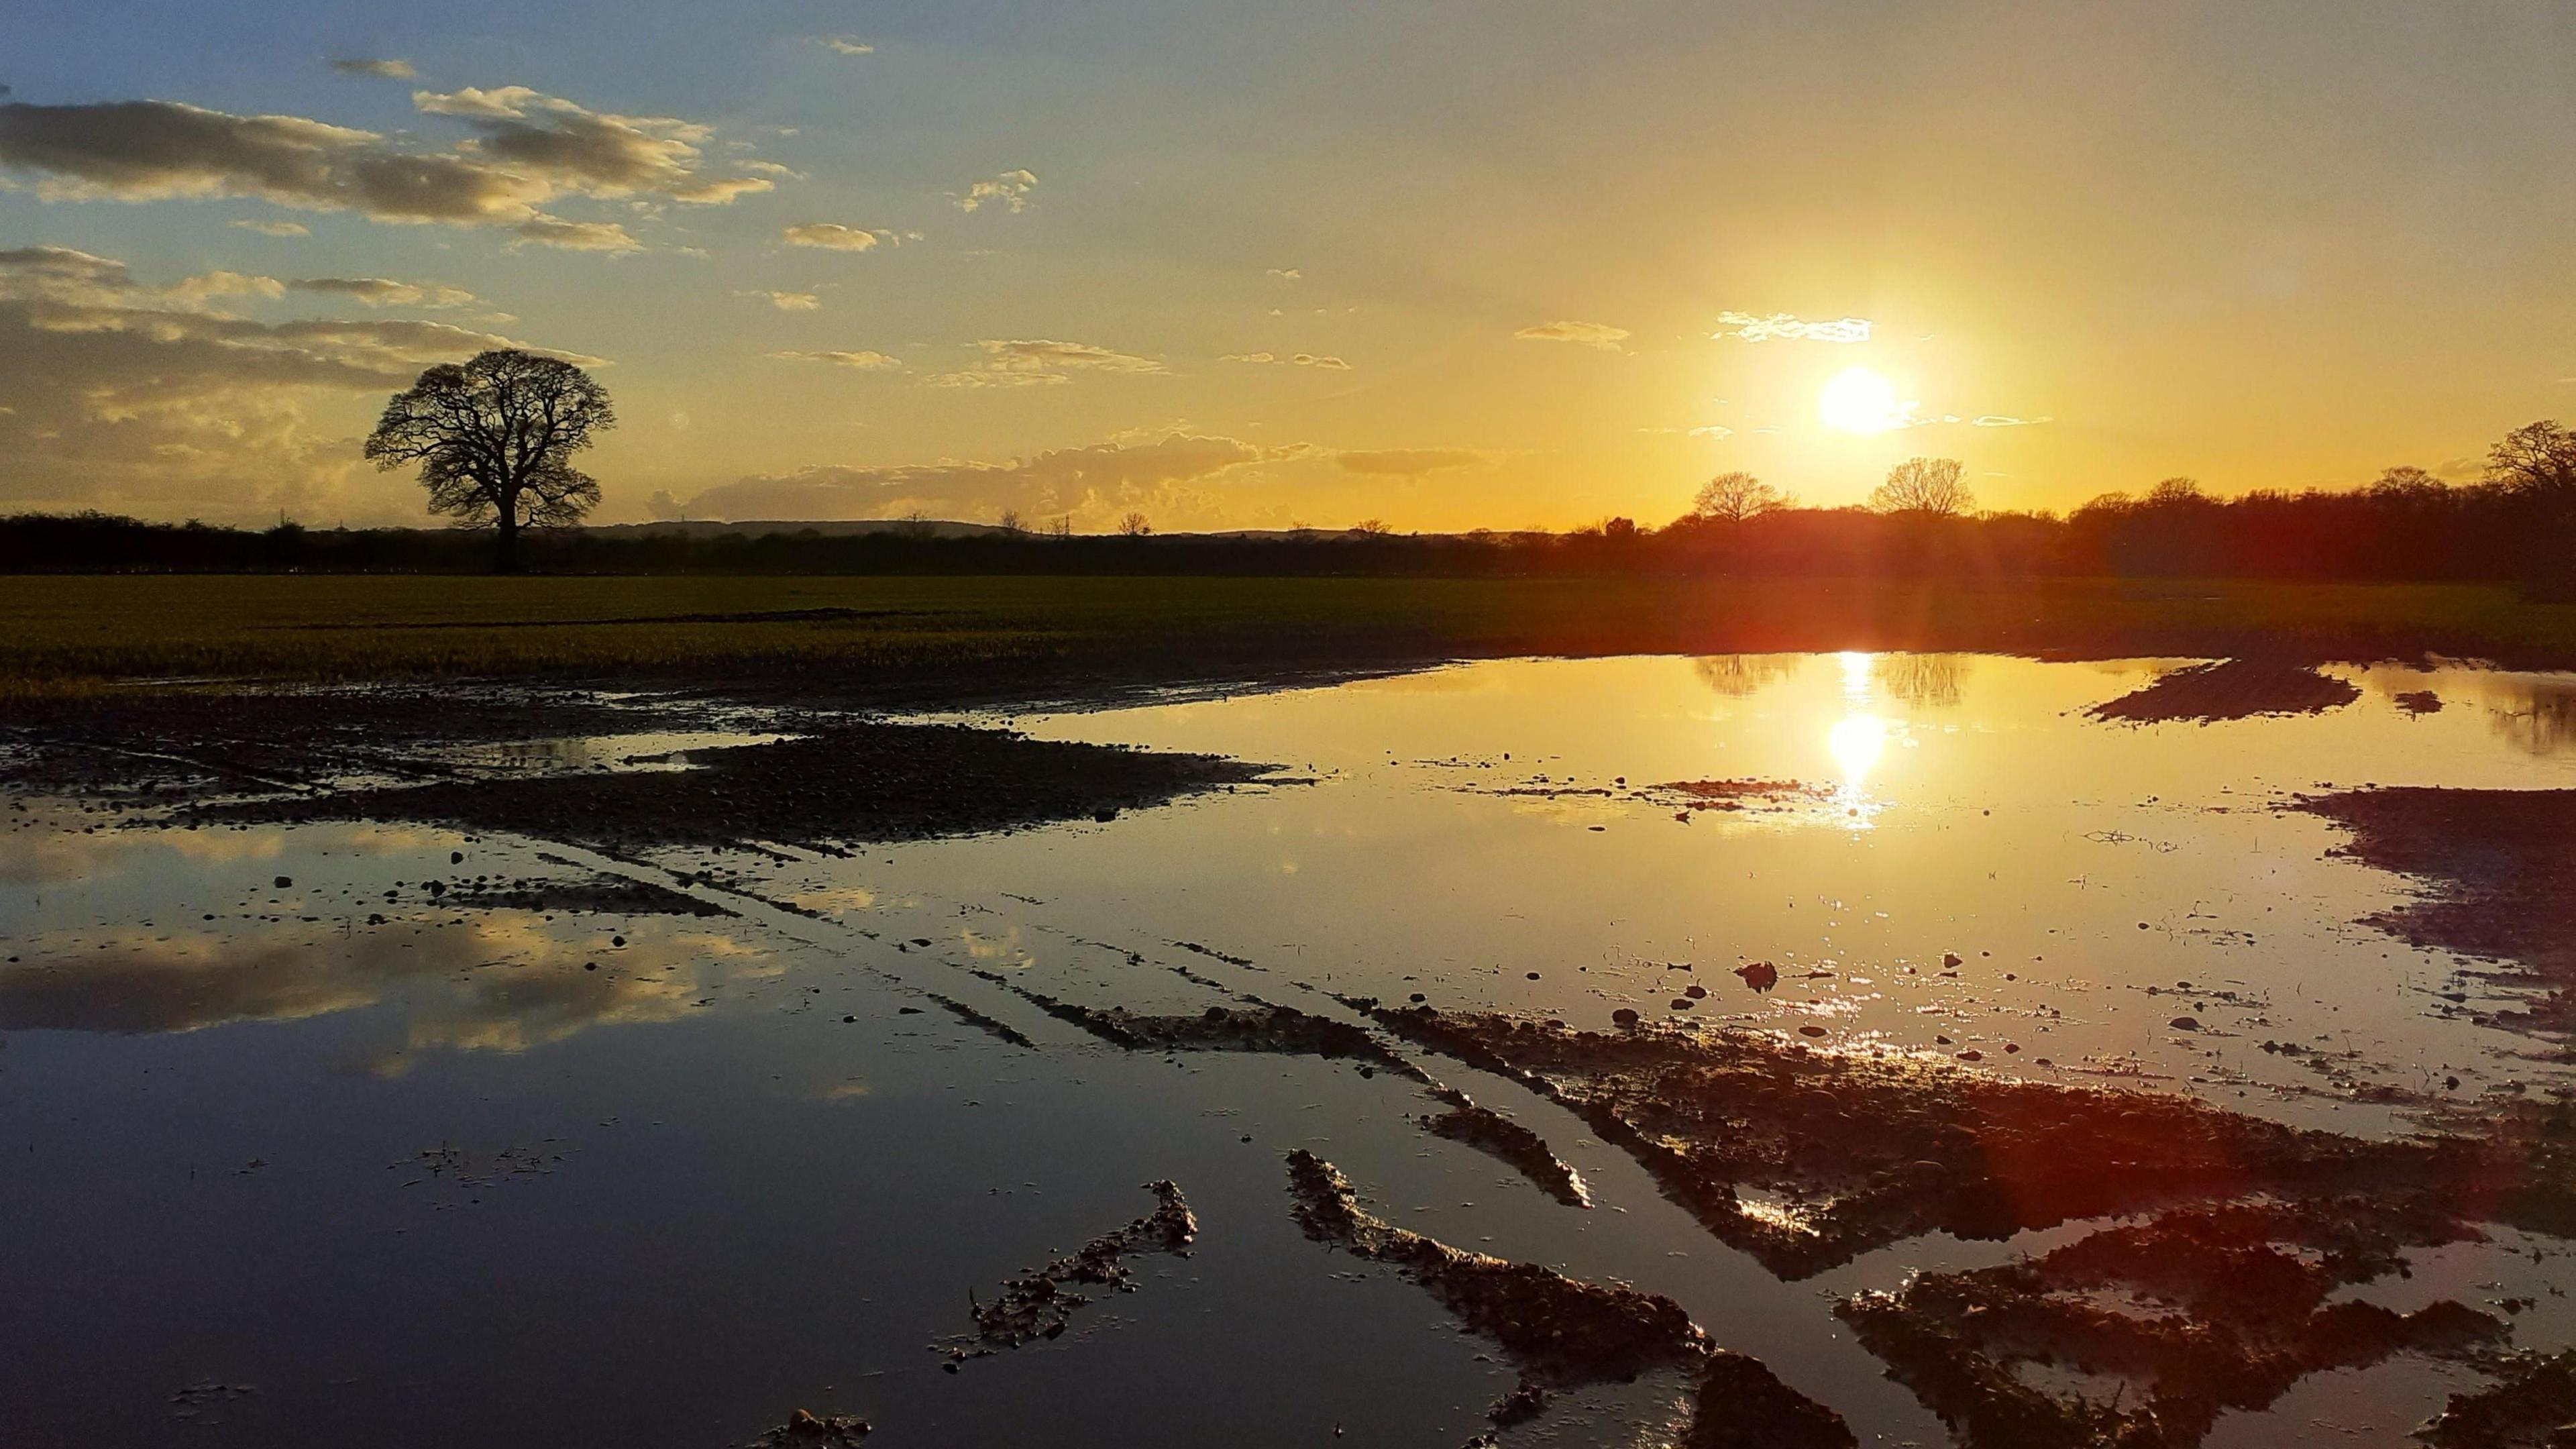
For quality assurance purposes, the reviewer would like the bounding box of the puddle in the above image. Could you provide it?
[8,651,2576,1446]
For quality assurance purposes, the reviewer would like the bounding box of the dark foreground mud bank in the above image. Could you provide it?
[1339,1007,2576,1446]
[2087,656,2362,723]
[2299,786,2576,1036]
[941,1181,1197,1361]
[1285,1150,1854,1447]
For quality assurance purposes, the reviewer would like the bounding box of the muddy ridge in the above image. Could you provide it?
[744,1409,872,1447]
[1419,1091,1591,1208]
[201,724,1276,851]
[2297,786,2576,1036]
[941,1180,1196,1360]
[438,873,733,917]
[1358,1008,2576,1280]
[1283,1150,1851,1445]
[2088,657,2361,724]
[1005,988,1427,1078]
[1840,1197,2504,1448]
[2419,1347,2576,1448]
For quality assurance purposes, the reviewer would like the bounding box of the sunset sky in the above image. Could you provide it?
[7,1,2576,531]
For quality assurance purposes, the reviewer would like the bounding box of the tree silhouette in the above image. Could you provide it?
[1870,457,1974,517]
[364,349,615,572]
[2487,421,2576,497]
[1117,511,1153,537]
[1690,471,1786,523]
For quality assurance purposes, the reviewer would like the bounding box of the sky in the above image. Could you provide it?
[5,1,2576,532]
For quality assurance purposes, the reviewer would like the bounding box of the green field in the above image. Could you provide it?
[5,573,2575,699]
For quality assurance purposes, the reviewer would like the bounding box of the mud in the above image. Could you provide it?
[436,873,733,916]
[203,723,1275,851]
[1358,1008,2576,1279]
[2418,1347,2576,1448]
[1419,1091,1592,1208]
[1005,988,1427,1078]
[745,1409,873,1447]
[941,1181,1196,1360]
[919,991,1037,1049]
[1284,1150,1852,1445]
[1839,1197,2505,1448]
[2088,657,2362,723]
[2296,787,2576,1035]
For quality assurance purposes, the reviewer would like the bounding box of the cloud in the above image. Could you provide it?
[769,349,901,370]
[1969,414,2051,427]
[1689,424,1733,439]
[1225,350,1350,370]
[289,276,479,309]
[782,221,884,251]
[231,217,309,236]
[1715,311,1872,343]
[1334,447,1489,477]
[0,90,771,247]
[1514,319,1627,350]
[331,58,415,79]
[954,168,1037,213]
[739,160,802,180]
[926,337,1163,388]
[1267,267,1301,281]
[814,36,875,56]
[510,217,639,252]
[669,176,773,205]
[745,290,820,311]
[648,433,1283,525]
[0,246,592,521]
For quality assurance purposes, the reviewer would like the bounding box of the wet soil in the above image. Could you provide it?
[1284,1150,1852,1445]
[2088,657,2363,724]
[1420,1092,1592,1208]
[438,873,733,916]
[940,1181,1197,1360]
[2296,788,2576,1036]
[199,724,1276,852]
[744,1409,873,1447]
[2419,1347,2576,1448]
[1839,1197,2505,1448]
[1003,989,1426,1077]
[1356,1008,2576,1280]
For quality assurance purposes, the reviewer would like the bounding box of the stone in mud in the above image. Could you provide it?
[746,1409,872,1446]
[2395,689,2445,716]
[1283,1149,1850,1444]
[1735,961,1779,992]
[939,1181,1196,1360]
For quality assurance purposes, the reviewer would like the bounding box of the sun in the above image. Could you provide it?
[1817,366,1911,435]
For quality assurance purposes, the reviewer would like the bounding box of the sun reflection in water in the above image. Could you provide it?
[1828,652,1888,822]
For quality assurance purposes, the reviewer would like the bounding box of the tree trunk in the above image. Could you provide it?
[494,508,521,574]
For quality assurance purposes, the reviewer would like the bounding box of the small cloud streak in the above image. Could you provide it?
[955,169,1037,213]
[289,276,478,309]
[331,58,415,79]
[926,337,1162,388]
[1515,319,1627,350]
[232,219,309,236]
[1224,350,1350,370]
[1715,311,1871,343]
[1267,267,1301,281]
[783,222,885,251]
[745,290,820,311]
[814,36,875,56]
[1970,414,2051,427]
[770,349,901,370]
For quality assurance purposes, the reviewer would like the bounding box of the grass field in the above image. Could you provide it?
[5,573,2575,699]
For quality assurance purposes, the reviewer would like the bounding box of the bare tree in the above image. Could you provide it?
[996,508,1026,533]
[1048,515,1073,538]
[1353,517,1392,535]
[2143,476,2206,506]
[1689,471,1786,523]
[364,349,615,572]
[2367,466,2446,500]
[2486,421,2576,496]
[1116,511,1152,537]
[1870,457,1974,517]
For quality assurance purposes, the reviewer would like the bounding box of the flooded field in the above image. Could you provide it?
[8,651,2576,1448]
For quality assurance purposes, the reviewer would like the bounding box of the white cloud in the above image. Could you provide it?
[1970,414,2052,427]
[954,168,1037,213]
[814,36,875,56]
[1224,350,1352,370]
[509,217,639,253]
[231,218,310,236]
[782,222,885,251]
[745,290,820,311]
[1514,319,1627,350]
[926,337,1163,388]
[769,349,901,370]
[1715,311,1871,343]
[1267,267,1301,282]
[290,276,479,309]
